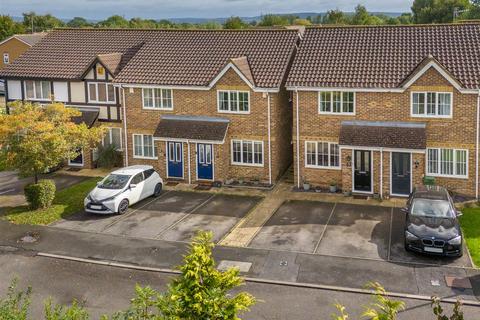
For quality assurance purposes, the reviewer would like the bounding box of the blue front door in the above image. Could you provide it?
[197,143,213,180]
[167,142,183,178]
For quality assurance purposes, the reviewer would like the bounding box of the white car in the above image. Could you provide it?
[84,165,163,215]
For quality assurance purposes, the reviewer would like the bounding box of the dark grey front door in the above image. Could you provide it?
[391,152,411,196]
[354,150,372,192]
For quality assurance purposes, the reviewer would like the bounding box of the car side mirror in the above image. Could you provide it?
[130,184,137,189]
[401,207,408,213]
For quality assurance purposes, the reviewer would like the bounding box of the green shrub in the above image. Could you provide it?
[0,279,31,320]
[96,145,122,168]
[24,179,56,209]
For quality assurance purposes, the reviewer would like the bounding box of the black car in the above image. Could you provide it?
[403,185,463,257]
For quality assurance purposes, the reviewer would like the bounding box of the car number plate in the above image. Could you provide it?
[424,247,443,253]
[90,205,102,210]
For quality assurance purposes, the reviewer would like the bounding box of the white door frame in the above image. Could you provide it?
[195,142,215,181]
[165,141,184,179]
[389,151,413,197]
[352,149,373,194]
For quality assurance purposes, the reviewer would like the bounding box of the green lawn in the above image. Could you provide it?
[460,207,480,267]
[5,177,101,225]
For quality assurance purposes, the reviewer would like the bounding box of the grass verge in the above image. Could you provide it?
[5,177,101,225]
[460,207,480,267]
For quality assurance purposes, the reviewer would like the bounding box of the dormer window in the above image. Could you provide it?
[411,92,452,118]
[88,82,115,103]
[25,80,51,100]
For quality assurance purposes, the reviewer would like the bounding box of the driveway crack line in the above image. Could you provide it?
[387,207,393,261]
[313,202,337,254]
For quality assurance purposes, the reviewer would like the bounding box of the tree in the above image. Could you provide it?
[258,14,290,26]
[22,12,65,32]
[224,16,248,29]
[411,0,470,23]
[0,102,104,183]
[67,17,92,28]
[351,5,384,25]
[0,15,26,41]
[109,231,256,319]
[96,15,130,28]
[322,9,349,24]
[293,18,312,26]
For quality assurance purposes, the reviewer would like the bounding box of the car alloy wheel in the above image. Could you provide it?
[118,199,129,215]
[153,183,162,197]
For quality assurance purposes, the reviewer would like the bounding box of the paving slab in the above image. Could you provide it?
[50,211,124,233]
[249,200,334,253]
[389,209,473,268]
[141,191,212,213]
[315,203,391,260]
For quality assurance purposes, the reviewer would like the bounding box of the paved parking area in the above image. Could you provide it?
[248,200,473,268]
[51,191,261,243]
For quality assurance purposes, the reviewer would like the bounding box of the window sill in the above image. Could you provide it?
[218,110,250,115]
[318,112,355,116]
[305,165,341,170]
[133,156,158,160]
[142,106,174,111]
[231,162,264,168]
[88,100,117,105]
[411,114,452,119]
[426,173,468,180]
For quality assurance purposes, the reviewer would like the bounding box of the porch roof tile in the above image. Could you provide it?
[154,115,229,142]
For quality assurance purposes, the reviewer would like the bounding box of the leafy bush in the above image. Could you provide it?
[44,299,89,320]
[0,279,31,320]
[24,179,56,209]
[96,145,122,169]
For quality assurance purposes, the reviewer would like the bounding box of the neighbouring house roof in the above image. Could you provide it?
[339,121,426,150]
[154,115,229,142]
[71,110,99,128]
[286,23,480,90]
[96,53,124,76]
[0,28,299,89]
[14,33,48,46]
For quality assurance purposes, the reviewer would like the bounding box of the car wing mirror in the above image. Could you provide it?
[400,207,408,213]
[130,184,137,189]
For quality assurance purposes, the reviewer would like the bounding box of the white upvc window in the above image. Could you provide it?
[142,88,173,110]
[231,139,263,166]
[427,148,467,178]
[411,92,452,118]
[319,91,355,115]
[218,90,250,114]
[88,82,116,103]
[3,53,9,64]
[305,141,340,169]
[25,80,51,100]
[133,134,157,159]
[102,127,122,150]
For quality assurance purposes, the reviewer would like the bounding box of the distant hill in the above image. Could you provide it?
[12,12,406,25]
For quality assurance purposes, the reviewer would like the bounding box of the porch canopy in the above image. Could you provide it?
[339,120,426,150]
[71,109,99,129]
[154,115,229,143]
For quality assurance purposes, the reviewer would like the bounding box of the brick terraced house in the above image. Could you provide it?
[0,28,299,185]
[286,23,480,198]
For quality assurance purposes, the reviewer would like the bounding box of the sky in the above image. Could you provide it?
[0,0,414,20]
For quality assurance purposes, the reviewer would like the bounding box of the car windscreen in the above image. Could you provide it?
[411,199,453,218]
[98,174,131,189]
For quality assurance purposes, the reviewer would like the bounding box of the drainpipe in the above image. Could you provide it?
[380,148,383,199]
[121,86,129,167]
[476,90,480,199]
[295,89,300,189]
[187,140,191,185]
[267,93,272,185]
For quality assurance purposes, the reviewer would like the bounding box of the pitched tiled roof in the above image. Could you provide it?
[154,115,229,142]
[13,33,47,46]
[0,29,153,80]
[97,53,123,76]
[0,28,298,89]
[339,121,426,150]
[230,56,255,86]
[286,23,480,90]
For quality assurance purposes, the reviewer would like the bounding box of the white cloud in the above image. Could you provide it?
[2,0,413,20]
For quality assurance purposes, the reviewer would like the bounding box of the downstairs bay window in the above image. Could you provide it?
[305,141,340,169]
[427,148,467,178]
[133,134,157,159]
[231,140,263,166]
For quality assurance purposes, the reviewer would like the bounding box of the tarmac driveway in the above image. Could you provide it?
[248,200,473,268]
[51,191,261,243]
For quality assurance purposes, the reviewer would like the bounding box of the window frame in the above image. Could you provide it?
[3,53,9,64]
[426,147,468,179]
[410,92,453,118]
[318,91,355,115]
[304,141,341,169]
[102,127,123,151]
[132,134,157,160]
[87,82,116,104]
[217,90,250,114]
[141,87,174,110]
[231,139,264,167]
[24,80,51,101]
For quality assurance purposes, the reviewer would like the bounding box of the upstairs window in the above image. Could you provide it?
[218,90,249,113]
[319,91,355,115]
[411,92,452,118]
[88,82,115,103]
[25,80,51,100]
[142,88,173,109]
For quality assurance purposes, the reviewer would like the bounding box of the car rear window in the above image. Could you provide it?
[411,199,453,218]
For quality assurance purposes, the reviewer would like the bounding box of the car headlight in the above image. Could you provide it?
[102,195,117,202]
[448,235,462,245]
[405,230,419,241]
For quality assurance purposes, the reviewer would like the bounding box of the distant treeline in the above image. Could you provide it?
[1,0,479,41]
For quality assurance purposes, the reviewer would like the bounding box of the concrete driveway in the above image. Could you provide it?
[51,191,261,243]
[248,200,473,268]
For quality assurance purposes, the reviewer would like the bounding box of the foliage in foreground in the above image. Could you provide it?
[460,207,480,267]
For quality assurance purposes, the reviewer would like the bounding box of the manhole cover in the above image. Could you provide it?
[431,279,441,286]
[445,276,472,289]
[280,260,288,266]
[18,232,39,243]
